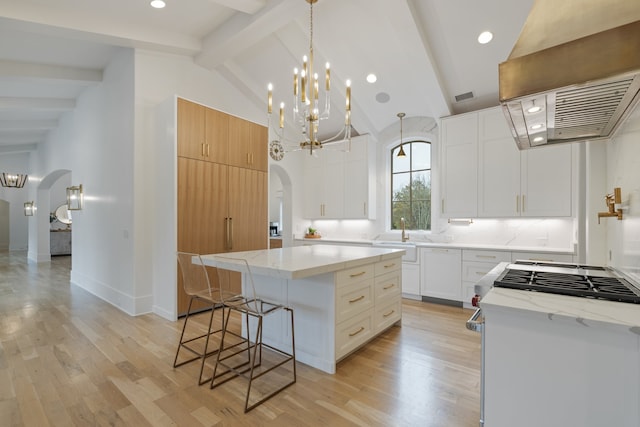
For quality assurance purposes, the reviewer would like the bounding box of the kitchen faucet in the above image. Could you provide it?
[400,217,409,242]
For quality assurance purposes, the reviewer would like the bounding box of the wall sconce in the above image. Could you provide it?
[0,173,28,188]
[24,201,36,216]
[67,184,84,210]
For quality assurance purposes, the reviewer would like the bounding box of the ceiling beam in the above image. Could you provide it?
[196,0,307,69]
[0,120,58,131]
[0,60,102,85]
[0,97,75,111]
[205,0,266,14]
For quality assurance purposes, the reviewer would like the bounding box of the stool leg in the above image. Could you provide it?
[197,305,219,385]
[173,297,195,368]
[244,315,263,412]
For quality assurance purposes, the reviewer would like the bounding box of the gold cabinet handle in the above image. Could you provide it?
[383,310,395,318]
[384,263,396,268]
[349,326,365,337]
[229,218,233,250]
[476,255,496,259]
[201,143,206,157]
[349,271,366,278]
[522,194,526,212]
[476,271,489,276]
[516,195,520,213]
[363,202,367,216]
[349,295,365,303]
[383,283,396,290]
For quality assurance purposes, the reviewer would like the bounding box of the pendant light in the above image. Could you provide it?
[397,113,406,157]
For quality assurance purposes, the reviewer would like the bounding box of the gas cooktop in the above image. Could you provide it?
[494,260,640,304]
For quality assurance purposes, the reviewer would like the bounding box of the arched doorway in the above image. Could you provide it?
[269,164,293,247]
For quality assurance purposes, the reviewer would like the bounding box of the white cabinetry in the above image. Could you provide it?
[511,251,573,263]
[304,135,375,219]
[420,248,462,301]
[478,107,573,217]
[462,249,511,307]
[441,113,478,217]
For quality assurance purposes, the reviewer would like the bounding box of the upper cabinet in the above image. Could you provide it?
[177,98,229,164]
[228,115,268,172]
[478,107,572,217]
[303,135,376,220]
[440,112,478,217]
[443,106,573,220]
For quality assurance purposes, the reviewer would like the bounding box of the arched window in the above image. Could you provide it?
[391,141,431,230]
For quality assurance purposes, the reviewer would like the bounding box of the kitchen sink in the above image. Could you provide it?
[372,241,417,262]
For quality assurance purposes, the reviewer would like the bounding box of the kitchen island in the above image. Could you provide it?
[201,244,405,374]
[480,286,640,427]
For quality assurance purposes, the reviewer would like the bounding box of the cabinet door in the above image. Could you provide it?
[478,136,521,217]
[204,107,229,164]
[323,151,345,218]
[402,263,420,296]
[441,113,478,217]
[343,138,374,219]
[228,166,268,252]
[177,98,207,161]
[304,162,324,218]
[420,248,462,301]
[177,157,228,314]
[228,116,268,171]
[521,144,572,217]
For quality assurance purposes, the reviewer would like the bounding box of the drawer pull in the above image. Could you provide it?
[383,310,395,318]
[383,283,396,290]
[384,263,396,268]
[476,255,496,259]
[349,295,365,304]
[349,271,366,278]
[476,271,489,276]
[349,326,365,337]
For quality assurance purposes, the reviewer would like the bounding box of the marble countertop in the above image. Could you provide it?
[481,286,640,330]
[295,236,575,254]
[201,245,405,280]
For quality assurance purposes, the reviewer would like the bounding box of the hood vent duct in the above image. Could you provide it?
[499,0,640,149]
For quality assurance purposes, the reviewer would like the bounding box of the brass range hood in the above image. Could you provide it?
[499,0,640,149]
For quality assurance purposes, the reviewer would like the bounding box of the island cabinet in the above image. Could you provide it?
[176,97,267,315]
[335,259,402,359]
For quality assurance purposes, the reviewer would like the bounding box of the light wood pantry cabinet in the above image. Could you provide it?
[440,112,478,218]
[228,115,268,172]
[177,97,229,163]
[477,106,573,217]
[176,98,267,315]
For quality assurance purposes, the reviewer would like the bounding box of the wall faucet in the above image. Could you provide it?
[401,217,409,242]
[597,187,623,224]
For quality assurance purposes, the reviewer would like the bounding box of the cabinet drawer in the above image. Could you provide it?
[336,264,374,287]
[336,309,373,360]
[374,259,401,276]
[462,261,501,283]
[374,270,401,302]
[336,279,374,323]
[511,252,573,263]
[463,249,511,263]
[374,298,401,333]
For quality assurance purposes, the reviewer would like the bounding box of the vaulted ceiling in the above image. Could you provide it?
[0,0,534,153]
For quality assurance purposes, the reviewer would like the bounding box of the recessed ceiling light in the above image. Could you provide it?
[477,31,493,44]
[533,136,544,143]
[366,73,377,83]
[530,123,544,130]
[150,0,166,9]
[527,105,542,113]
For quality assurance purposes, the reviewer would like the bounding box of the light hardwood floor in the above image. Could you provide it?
[0,251,481,426]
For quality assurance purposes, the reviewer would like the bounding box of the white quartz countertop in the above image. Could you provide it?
[295,237,575,255]
[481,286,640,330]
[201,245,405,280]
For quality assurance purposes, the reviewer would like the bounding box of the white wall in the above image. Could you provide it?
[604,107,640,282]
[0,152,31,250]
[34,48,139,314]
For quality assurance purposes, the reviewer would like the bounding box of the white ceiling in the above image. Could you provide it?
[0,0,534,152]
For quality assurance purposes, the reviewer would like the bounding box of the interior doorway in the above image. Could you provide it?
[269,164,293,247]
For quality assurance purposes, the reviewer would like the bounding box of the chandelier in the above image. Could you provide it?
[0,173,28,188]
[267,0,352,161]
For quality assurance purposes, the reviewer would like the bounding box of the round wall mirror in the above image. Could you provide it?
[55,204,72,224]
